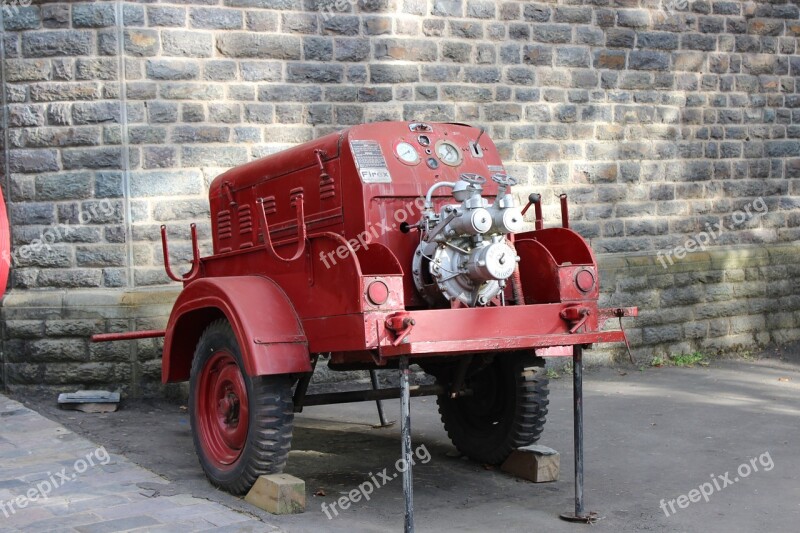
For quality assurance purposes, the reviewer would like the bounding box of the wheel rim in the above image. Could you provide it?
[196,350,249,468]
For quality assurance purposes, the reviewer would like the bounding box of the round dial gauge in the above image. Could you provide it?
[395,142,419,164]
[436,141,462,166]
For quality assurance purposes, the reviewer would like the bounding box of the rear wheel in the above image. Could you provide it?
[436,355,549,464]
[189,319,295,495]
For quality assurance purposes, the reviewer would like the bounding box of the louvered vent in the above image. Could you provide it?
[256,196,277,246]
[238,204,253,248]
[261,195,277,215]
[289,187,303,206]
[217,210,232,253]
[320,175,336,200]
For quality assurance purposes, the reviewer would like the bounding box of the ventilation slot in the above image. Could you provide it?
[261,195,277,215]
[239,205,253,235]
[320,176,336,200]
[289,187,304,206]
[217,209,232,253]
[255,196,276,247]
[238,204,253,249]
[218,210,232,239]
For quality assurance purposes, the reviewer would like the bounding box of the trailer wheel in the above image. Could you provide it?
[437,355,549,465]
[189,319,295,495]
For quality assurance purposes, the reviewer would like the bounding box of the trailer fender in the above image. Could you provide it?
[162,276,311,383]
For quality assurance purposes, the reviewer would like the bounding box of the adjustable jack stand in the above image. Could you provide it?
[399,356,414,532]
[559,345,601,524]
[369,369,395,428]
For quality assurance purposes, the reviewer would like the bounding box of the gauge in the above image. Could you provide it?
[435,140,462,166]
[418,135,430,147]
[426,157,439,169]
[395,141,419,165]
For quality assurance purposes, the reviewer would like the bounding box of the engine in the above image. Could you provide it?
[412,173,524,307]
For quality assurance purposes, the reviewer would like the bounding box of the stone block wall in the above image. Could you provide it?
[1,0,799,395]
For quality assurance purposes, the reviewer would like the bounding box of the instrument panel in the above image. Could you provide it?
[392,123,482,169]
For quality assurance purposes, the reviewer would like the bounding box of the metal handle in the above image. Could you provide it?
[257,194,307,262]
[458,173,486,185]
[521,193,544,230]
[560,193,570,229]
[314,149,330,181]
[491,173,517,187]
[161,223,201,283]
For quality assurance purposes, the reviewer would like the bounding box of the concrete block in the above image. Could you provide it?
[245,474,305,514]
[501,445,560,483]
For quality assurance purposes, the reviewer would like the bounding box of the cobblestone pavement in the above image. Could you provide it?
[0,394,269,533]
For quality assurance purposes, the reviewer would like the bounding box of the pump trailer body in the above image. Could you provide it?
[94,121,636,495]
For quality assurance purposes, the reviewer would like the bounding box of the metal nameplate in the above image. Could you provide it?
[351,139,392,183]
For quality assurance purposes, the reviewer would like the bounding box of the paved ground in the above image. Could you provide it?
[0,395,268,532]
[3,347,800,532]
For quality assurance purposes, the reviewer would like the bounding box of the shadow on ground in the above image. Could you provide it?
[11,343,800,532]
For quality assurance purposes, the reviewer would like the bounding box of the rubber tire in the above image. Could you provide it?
[189,319,295,495]
[437,355,549,465]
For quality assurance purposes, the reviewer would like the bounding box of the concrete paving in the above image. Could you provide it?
[0,395,266,532]
[3,354,800,532]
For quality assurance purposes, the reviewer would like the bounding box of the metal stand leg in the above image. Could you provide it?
[370,370,394,427]
[560,345,600,524]
[399,356,414,533]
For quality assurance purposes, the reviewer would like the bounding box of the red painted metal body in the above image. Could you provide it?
[0,186,9,296]
[92,330,166,342]
[93,121,636,381]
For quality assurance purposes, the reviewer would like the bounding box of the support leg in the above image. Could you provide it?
[370,370,394,427]
[399,356,414,533]
[560,345,600,523]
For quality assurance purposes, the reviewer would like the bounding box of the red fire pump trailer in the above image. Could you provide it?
[94,121,636,527]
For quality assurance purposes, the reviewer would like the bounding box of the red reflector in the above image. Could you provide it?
[366,281,389,305]
[575,270,595,292]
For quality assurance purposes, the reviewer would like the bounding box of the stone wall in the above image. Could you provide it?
[1,0,799,395]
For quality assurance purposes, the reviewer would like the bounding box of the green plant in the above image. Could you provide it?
[669,351,708,367]
[545,368,560,379]
[650,356,666,367]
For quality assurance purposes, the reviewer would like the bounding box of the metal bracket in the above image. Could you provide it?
[560,306,590,334]
[385,313,416,346]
